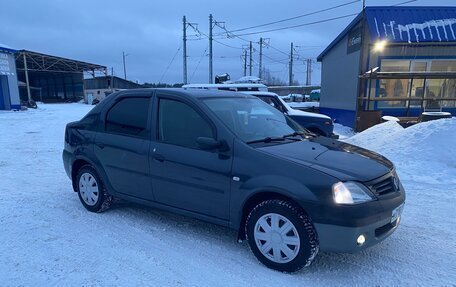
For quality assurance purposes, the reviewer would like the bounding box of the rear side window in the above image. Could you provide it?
[105,97,150,138]
[158,98,214,149]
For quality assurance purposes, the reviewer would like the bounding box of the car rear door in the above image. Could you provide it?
[94,92,154,200]
[149,92,233,220]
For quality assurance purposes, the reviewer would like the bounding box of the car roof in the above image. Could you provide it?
[237,91,280,97]
[182,83,267,90]
[114,88,256,99]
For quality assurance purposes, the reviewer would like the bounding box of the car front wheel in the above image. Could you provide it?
[245,199,319,272]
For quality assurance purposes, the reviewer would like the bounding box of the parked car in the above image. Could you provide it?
[63,89,405,272]
[243,91,335,138]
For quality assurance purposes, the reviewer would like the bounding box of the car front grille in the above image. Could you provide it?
[368,172,400,196]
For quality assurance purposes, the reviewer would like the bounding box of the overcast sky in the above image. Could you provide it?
[1,0,453,85]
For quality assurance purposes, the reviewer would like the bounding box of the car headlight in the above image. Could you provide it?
[332,181,374,204]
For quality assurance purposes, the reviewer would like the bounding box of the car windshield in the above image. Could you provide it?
[203,97,303,143]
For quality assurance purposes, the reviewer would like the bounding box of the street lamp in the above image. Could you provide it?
[373,40,387,52]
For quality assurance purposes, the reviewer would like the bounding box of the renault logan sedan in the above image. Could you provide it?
[63,89,405,272]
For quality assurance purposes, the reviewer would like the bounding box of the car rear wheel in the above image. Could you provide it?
[75,165,112,212]
[245,199,319,272]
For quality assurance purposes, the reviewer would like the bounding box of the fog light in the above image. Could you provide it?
[357,234,366,246]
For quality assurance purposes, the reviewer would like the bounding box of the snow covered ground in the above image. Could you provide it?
[333,123,355,140]
[1,103,455,286]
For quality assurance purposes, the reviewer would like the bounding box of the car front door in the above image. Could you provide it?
[94,93,154,200]
[149,93,233,220]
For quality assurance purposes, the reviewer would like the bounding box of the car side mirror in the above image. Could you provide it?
[196,137,222,150]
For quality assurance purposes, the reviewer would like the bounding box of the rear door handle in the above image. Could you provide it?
[153,153,165,162]
[95,142,105,149]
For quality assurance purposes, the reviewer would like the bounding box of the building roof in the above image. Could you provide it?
[366,6,456,43]
[84,76,142,90]
[0,43,17,54]
[318,6,456,61]
[15,50,106,75]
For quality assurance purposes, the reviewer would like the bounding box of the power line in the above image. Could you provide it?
[215,22,252,43]
[159,44,182,82]
[213,39,243,50]
[232,13,359,37]
[214,0,361,35]
[393,0,418,6]
[190,44,208,83]
[190,23,242,49]
[262,54,288,64]
[265,43,289,56]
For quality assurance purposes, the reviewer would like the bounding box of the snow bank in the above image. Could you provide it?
[347,118,456,184]
[347,120,405,147]
[333,123,355,140]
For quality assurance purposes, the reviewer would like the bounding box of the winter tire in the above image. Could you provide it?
[245,199,319,272]
[75,165,113,213]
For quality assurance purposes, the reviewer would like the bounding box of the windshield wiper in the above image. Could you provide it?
[247,132,306,144]
[286,130,318,138]
[246,136,286,144]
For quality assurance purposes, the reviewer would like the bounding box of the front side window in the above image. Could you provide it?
[158,98,214,149]
[203,97,301,143]
[105,97,150,138]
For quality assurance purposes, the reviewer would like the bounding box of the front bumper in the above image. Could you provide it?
[314,205,403,253]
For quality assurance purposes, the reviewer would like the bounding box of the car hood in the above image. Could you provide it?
[286,108,331,120]
[257,137,393,182]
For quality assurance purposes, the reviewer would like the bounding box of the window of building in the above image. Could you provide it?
[427,60,456,108]
[158,98,214,149]
[377,59,456,109]
[378,60,410,108]
[105,97,150,138]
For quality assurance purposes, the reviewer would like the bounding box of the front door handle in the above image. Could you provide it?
[153,153,165,162]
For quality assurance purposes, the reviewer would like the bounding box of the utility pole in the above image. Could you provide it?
[111,67,114,92]
[289,42,293,86]
[259,38,263,79]
[23,53,32,104]
[208,14,213,83]
[182,17,198,84]
[306,59,312,86]
[249,41,253,76]
[243,49,247,76]
[122,51,127,80]
[183,16,187,84]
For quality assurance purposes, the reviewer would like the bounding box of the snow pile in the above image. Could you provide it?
[347,120,405,147]
[333,123,355,140]
[347,118,456,184]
